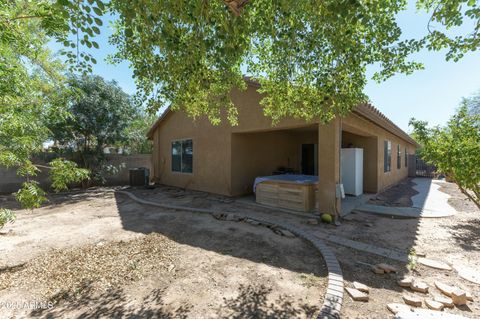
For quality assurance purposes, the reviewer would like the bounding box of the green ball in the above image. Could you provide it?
[321,213,333,223]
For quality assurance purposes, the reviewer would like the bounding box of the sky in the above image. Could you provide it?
[53,4,480,133]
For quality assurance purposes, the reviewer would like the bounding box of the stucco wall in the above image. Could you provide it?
[150,84,416,198]
[230,129,318,196]
[152,112,232,196]
[342,114,415,193]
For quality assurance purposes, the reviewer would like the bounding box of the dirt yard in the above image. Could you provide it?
[1,179,479,318]
[331,179,480,318]
[0,190,327,319]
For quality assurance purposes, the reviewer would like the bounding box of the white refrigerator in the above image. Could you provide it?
[341,148,363,196]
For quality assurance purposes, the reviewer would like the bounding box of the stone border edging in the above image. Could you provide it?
[117,190,344,319]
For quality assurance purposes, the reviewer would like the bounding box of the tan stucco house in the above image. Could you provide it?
[147,79,417,213]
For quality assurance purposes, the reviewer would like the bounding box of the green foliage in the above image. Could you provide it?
[109,0,425,125]
[47,74,136,184]
[49,74,136,152]
[49,158,90,192]
[1,0,106,73]
[410,104,480,209]
[0,5,91,218]
[107,0,480,126]
[0,209,16,229]
[117,112,156,154]
[417,0,480,61]
[15,182,48,210]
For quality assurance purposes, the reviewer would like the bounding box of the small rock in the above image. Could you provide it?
[398,277,414,287]
[451,288,467,306]
[353,281,369,293]
[434,296,454,308]
[371,265,385,274]
[364,222,373,227]
[377,263,397,273]
[345,287,369,301]
[435,281,455,297]
[306,218,318,225]
[410,281,429,293]
[387,303,411,314]
[425,299,444,311]
[167,264,175,272]
[403,294,422,307]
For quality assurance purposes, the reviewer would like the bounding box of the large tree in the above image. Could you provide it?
[108,0,480,125]
[47,74,136,183]
[0,0,106,226]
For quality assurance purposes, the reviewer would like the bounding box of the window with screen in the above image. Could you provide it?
[171,139,193,173]
[384,140,391,172]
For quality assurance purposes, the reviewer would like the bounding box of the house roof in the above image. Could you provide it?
[146,80,417,146]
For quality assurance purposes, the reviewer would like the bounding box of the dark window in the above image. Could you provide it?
[384,140,391,172]
[171,139,193,173]
[397,144,401,169]
[405,147,408,167]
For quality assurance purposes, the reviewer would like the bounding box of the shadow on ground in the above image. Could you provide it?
[449,218,480,251]
[29,282,319,319]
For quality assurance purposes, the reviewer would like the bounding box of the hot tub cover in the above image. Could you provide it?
[253,174,318,193]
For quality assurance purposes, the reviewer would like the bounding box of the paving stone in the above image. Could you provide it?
[398,276,414,287]
[454,265,480,285]
[425,299,444,311]
[402,294,422,307]
[353,281,369,293]
[371,265,385,274]
[451,288,467,306]
[410,280,429,293]
[377,263,398,273]
[345,287,369,302]
[434,296,454,308]
[435,281,455,297]
[387,303,411,314]
[418,257,452,271]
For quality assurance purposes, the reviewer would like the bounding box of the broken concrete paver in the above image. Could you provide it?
[398,276,414,287]
[387,303,411,314]
[425,299,444,311]
[345,287,369,301]
[371,265,385,274]
[434,296,454,308]
[377,263,397,273]
[451,288,468,306]
[402,294,422,307]
[410,280,429,293]
[353,281,369,293]
[418,257,452,271]
[453,265,480,285]
[435,281,455,297]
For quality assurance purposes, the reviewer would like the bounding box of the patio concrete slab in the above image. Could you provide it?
[411,178,457,215]
[353,178,458,218]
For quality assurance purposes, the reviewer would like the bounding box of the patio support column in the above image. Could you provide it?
[318,118,341,216]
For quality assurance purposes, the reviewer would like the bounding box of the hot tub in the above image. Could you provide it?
[254,175,318,213]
